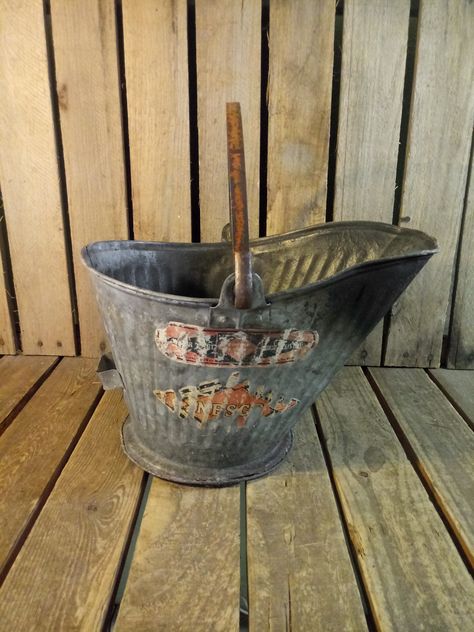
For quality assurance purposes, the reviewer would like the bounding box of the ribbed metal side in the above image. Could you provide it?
[84,221,437,485]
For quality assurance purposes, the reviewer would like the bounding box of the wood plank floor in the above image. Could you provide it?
[0,357,472,631]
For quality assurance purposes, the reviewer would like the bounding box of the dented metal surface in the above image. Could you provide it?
[85,220,438,486]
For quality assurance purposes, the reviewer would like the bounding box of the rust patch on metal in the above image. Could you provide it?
[155,322,318,367]
[154,371,299,427]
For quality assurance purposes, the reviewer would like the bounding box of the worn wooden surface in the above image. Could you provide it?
[0,360,473,628]
[266,0,334,235]
[448,146,474,369]
[0,240,14,355]
[0,0,75,355]
[370,367,474,565]
[0,391,143,630]
[196,0,260,241]
[115,479,240,631]
[0,358,100,576]
[317,367,474,630]
[51,0,128,358]
[0,355,56,432]
[335,0,410,366]
[384,0,474,367]
[247,411,367,632]
[429,369,474,428]
[123,0,191,242]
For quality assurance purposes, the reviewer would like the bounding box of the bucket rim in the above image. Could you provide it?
[81,220,438,306]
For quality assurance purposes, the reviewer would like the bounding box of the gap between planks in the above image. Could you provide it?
[426,368,474,433]
[366,368,474,574]
[316,367,474,630]
[0,358,103,585]
[0,355,60,437]
[0,390,144,630]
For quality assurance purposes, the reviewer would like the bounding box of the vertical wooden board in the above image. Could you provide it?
[0,242,15,354]
[0,355,57,432]
[116,480,240,631]
[317,368,474,630]
[385,0,474,367]
[196,0,260,241]
[448,146,474,368]
[265,0,334,236]
[335,0,410,366]
[247,412,367,632]
[429,369,474,426]
[0,358,101,574]
[50,0,128,358]
[123,0,191,242]
[0,391,144,631]
[0,0,75,355]
[370,367,474,564]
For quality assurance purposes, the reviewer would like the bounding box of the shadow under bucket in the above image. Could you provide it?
[82,220,437,486]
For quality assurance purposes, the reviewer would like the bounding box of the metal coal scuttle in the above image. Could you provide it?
[82,103,438,486]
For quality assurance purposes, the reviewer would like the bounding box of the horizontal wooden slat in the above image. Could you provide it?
[0,390,143,630]
[0,355,57,432]
[123,0,191,242]
[266,0,334,235]
[51,0,129,358]
[384,0,474,366]
[448,144,474,368]
[115,479,240,631]
[0,358,101,576]
[0,0,75,355]
[335,0,410,366]
[370,367,474,565]
[247,411,367,631]
[317,367,474,630]
[196,0,261,241]
[428,369,474,427]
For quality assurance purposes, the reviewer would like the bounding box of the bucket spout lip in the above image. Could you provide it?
[81,220,438,306]
[82,220,438,255]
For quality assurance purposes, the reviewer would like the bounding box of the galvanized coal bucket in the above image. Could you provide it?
[82,103,438,486]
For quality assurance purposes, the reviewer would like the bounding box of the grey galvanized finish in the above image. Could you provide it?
[82,221,437,486]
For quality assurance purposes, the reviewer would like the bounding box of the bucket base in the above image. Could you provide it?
[121,417,293,487]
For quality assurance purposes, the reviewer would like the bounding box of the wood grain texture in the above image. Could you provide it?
[115,479,240,631]
[448,144,474,368]
[0,358,101,575]
[0,390,143,631]
[0,239,15,354]
[384,0,474,367]
[51,0,128,358]
[317,367,474,630]
[335,0,410,366]
[370,367,474,566]
[247,411,367,632]
[265,0,334,235]
[196,0,260,241]
[0,0,75,355]
[429,369,474,428]
[0,355,57,432]
[123,0,191,242]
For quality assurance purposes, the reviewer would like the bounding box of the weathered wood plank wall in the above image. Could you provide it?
[0,0,75,355]
[0,0,473,368]
[334,0,410,366]
[51,0,129,358]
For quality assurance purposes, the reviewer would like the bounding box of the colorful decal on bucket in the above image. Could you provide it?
[153,371,299,427]
[155,322,318,367]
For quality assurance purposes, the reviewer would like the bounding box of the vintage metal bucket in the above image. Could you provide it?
[82,105,438,486]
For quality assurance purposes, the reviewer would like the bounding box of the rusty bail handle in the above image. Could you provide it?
[226,102,253,309]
